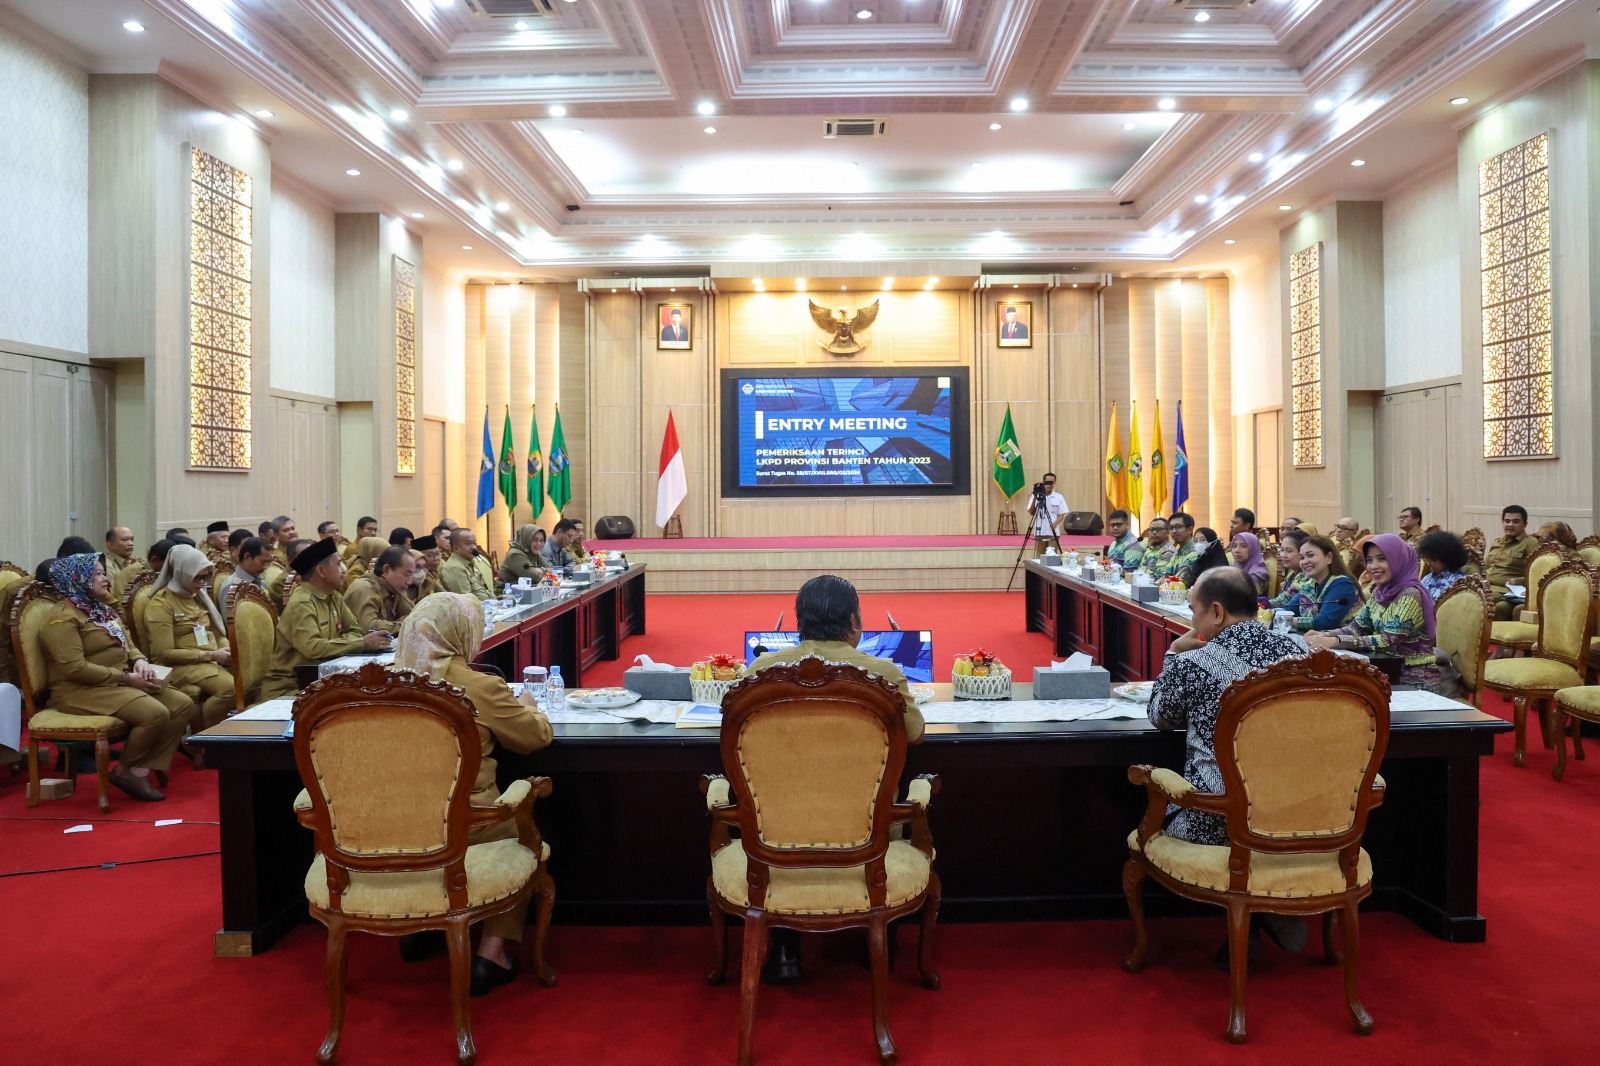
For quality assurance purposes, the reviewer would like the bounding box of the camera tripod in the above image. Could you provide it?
[1005,488,1061,592]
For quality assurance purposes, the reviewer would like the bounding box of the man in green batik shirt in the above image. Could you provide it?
[1138,518,1176,578]
[1160,513,1201,582]
[1105,510,1144,570]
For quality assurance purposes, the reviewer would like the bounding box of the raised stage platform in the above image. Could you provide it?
[590,533,1109,593]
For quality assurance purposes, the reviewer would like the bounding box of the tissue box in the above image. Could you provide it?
[1033,665,1112,700]
[1038,554,1064,567]
[622,667,692,700]
[1129,584,1158,602]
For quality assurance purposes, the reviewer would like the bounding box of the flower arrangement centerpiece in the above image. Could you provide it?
[952,647,1013,699]
[1158,576,1187,605]
[690,652,746,705]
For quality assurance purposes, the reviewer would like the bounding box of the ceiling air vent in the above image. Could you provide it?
[824,118,887,139]
[465,0,555,18]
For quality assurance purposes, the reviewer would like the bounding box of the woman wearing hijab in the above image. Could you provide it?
[1229,530,1270,597]
[1307,533,1441,687]
[393,593,553,995]
[498,525,547,587]
[145,543,235,730]
[39,554,195,801]
[342,536,390,592]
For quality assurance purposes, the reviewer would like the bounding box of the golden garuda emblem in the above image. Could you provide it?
[808,298,880,355]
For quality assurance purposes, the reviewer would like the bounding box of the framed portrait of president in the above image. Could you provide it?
[996,300,1032,348]
[657,303,692,350]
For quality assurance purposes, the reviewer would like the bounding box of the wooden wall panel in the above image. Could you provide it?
[588,294,642,531]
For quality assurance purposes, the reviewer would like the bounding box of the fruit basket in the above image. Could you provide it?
[951,648,1013,699]
[690,652,745,705]
[1158,578,1187,605]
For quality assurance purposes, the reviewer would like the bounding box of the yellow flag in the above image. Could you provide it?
[1104,403,1126,511]
[1127,402,1144,520]
[1150,400,1168,516]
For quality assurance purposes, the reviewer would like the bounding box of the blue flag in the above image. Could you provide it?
[1172,400,1190,514]
[476,409,495,518]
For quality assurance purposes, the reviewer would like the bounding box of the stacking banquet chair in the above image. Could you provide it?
[1433,579,1495,708]
[701,658,941,1066]
[291,663,556,1066]
[10,582,130,812]
[1489,543,1567,654]
[1122,649,1390,1044]
[225,584,277,712]
[1481,562,1598,768]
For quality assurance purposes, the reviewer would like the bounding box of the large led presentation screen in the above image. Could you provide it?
[720,367,970,498]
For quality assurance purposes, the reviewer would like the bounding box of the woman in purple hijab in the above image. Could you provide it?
[1229,531,1271,598]
[1306,533,1442,688]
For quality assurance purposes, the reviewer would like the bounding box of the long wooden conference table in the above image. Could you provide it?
[194,559,1509,957]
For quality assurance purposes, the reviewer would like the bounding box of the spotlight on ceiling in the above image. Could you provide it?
[123,20,145,33]
[1194,194,1208,204]
[548,105,567,117]
[1224,239,1236,245]
[345,168,361,176]
[1247,151,1264,163]
[1122,122,1135,130]
[696,101,717,116]
[1157,98,1176,110]
[1009,97,1029,112]
[461,245,473,251]
[1314,98,1333,112]
[390,108,409,122]
[856,8,873,19]
[446,159,464,171]
[254,109,274,119]
[1450,96,1469,106]
[989,123,1002,131]
[1351,158,1366,167]
[704,126,717,134]
[1278,204,1293,211]
[409,212,424,219]
[1193,12,1210,22]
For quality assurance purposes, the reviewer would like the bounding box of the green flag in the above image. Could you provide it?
[526,406,545,519]
[497,406,517,518]
[992,403,1026,500]
[548,404,572,515]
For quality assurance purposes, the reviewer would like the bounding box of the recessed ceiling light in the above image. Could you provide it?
[1009,97,1029,112]
[254,109,274,119]
[989,122,1002,131]
[501,271,511,277]
[410,212,424,219]
[970,161,983,169]
[434,0,454,8]
[1314,98,1333,112]
[1122,122,1136,130]
[1224,239,1236,245]
[345,168,361,176]
[1278,204,1293,211]
[1193,194,1208,204]
[752,278,764,285]
[928,277,939,284]
[461,245,473,250]
[1157,98,1176,111]
[696,101,717,116]
[1247,151,1264,163]
[856,8,873,19]
[883,277,895,284]
[569,129,583,136]
[123,20,145,33]
[1350,158,1366,167]
[841,285,847,291]
[1193,11,1210,22]
[703,126,717,134]
[390,108,409,122]
[1450,96,1470,106]
[446,159,464,171]
[495,201,510,211]
[548,104,567,118]
[514,20,528,30]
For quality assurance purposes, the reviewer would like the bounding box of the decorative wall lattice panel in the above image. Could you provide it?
[188,147,253,469]
[1479,132,1553,459]
[1288,242,1323,468]
[394,256,417,475]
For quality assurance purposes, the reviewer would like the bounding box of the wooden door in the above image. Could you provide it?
[1253,409,1282,525]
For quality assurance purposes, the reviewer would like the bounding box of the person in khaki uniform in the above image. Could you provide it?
[344,546,416,635]
[144,544,234,729]
[269,515,298,565]
[411,535,445,601]
[393,593,552,996]
[259,539,391,700]
[1487,504,1541,620]
[103,526,137,586]
[40,554,195,801]
[440,529,493,601]
[113,538,176,603]
[265,539,311,611]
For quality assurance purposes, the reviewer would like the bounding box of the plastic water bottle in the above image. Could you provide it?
[546,665,565,713]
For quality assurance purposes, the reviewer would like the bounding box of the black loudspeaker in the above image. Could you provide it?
[595,515,636,539]
[1060,511,1104,535]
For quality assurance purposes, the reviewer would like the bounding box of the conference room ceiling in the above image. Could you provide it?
[2,0,1595,274]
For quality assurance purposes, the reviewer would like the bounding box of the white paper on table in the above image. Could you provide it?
[632,654,678,671]
[1389,689,1470,712]
[544,700,685,725]
[154,819,183,827]
[1049,653,1095,672]
[64,824,92,834]
[918,699,1146,724]
[0,683,20,754]
[231,699,297,721]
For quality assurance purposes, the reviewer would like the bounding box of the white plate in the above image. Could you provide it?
[909,686,935,705]
[1112,682,1155,704]
[566,688,643,710]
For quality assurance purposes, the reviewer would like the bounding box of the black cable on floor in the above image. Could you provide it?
[0,850,219,878]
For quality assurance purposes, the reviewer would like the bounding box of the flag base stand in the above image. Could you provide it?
[997,510,1018,535]
[664,514,683,539]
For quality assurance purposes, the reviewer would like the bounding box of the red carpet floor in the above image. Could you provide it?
[5,590,1598,1065]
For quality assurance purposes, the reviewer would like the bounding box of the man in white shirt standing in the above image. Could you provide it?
[1025,471,1069,554]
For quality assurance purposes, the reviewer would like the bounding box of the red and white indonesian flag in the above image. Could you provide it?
[656,410,687,528]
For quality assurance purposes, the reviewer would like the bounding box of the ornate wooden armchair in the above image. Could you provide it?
[1490,544,1567,654]
[1461,527,1487,571]
[1434,579,1495,707]
[121,568,159,651]
[1264,554,1281,600]
[0,562,28,689]
[1123,649,1390,1044]
[1577,535,1600,569]
[225,584,278,712]
[1482,562,1598,768]
[10,583,130,812]
[1423,524,1443,535]
[292,663,555,1066]
[210,560,236,601]
[701,658,941,1066]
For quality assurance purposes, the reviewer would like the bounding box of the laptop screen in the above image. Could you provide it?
[743,630,935,684]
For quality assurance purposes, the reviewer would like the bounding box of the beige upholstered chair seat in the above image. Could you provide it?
[1483,658,1582,690]
[711,839,931,915]
[304,838,543,919]
[1490,620,1538,647]
[1555,686,1600,717]
[27,709,127,734]
[1128,830,1372,899]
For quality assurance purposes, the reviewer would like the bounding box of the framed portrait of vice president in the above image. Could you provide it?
[657,303,692,350]
[996,300,1032,348]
